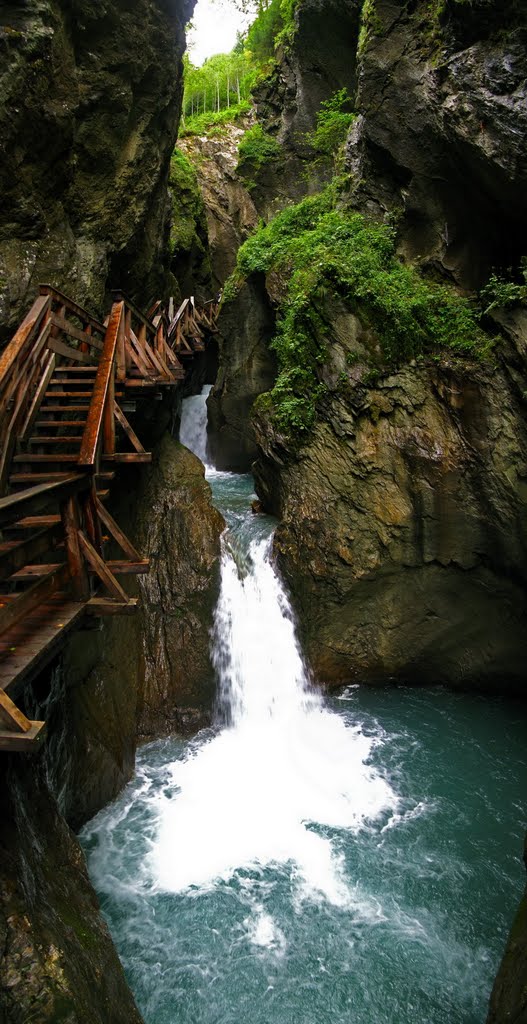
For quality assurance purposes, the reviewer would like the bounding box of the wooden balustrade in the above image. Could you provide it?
[0,283,219,750]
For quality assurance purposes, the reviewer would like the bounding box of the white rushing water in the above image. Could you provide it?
[151,391,399,903]
[179,383,213,466]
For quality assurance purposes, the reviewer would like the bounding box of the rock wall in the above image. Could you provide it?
[487,838,527,1023]
[0,0,194,342]
[253,306,527,692]
[178,118,258,292]
[349,0,527,289]
[135,435,224,738]
[248,0,363,218]
[0,756,143,1024]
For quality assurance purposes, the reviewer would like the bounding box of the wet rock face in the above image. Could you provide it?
[251,0,363,218]
[136,435,224,738]
[0,758,143,1024]
[208,275,278,471]
[350,0,527,288]
[0,0,194,340]
[487,838,527,1024]
[253,311,527,692]
[28,609,142,832]
[178,120,259,292]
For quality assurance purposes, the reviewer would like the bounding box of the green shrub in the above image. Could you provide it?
[481,260,527,313]
[237,123,282,172]
[228,179,491,437]
[306,89,356,159]
[181,101,251,138]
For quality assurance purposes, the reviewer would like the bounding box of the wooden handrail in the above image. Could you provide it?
[79,301,123,467]
[39,284,106,336]
[0,294,51,388]
[111,290,156,335]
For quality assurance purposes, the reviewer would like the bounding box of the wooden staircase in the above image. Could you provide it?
[0,285,219,751]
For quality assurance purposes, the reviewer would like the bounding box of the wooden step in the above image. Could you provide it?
[8,516,61,531]
[97,490,110,501]
[9,560,147,582]
[49,378,96,386]
[13,454,80,464]
[43,391,94,398]
[95,472,115,482]
[45,390,124,399]
[40,405,90,412]
[35,420,87,428]
[52,366,98,373]
[9,472,75,484]
[0,541,20,554]
[28,437,82,445]
[0,595,85,699]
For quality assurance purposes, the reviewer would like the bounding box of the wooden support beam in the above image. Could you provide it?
[95,497,142,562]
[103,452,152,464]
[114,403,146,454]
[0,720,46,751]
[0,689,32,734]
[61,496,90,600]
[77,530,129,603]
[86,597,138,616]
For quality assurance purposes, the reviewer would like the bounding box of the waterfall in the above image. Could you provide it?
[179,383,213,466]
[153,391,398,900]
[80,384,526,1024]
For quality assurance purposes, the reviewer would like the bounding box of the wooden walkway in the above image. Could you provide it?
[0,285,218,751]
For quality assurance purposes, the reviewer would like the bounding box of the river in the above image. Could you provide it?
[81,386,527,1024]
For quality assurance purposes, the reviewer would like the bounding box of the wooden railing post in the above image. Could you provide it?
[61,495,90,601]
[103,365,115,457]
[116,306,128,382]
[79,300,123,468]
[81,482,104,555]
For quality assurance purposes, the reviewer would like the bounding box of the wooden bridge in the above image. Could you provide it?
[0,285,217,752]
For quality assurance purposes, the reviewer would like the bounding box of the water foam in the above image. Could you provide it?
[151,535,398,901]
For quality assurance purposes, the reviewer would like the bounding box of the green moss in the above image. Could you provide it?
[169,148,204,255]
[358,0,382,53]
[237,123,282,174]
[227,178,492,437]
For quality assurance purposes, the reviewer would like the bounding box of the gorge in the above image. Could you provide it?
[0,0,526,1022]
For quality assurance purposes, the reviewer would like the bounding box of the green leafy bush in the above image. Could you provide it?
[237,123,282,172]
[481,260,527,313]
[228,179,491,437]
[306,89,356,158]
[181,101,252,138]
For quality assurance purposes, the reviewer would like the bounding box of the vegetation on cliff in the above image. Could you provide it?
[225,178,491,435]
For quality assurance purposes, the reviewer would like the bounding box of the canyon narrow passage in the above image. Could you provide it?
[81,388,527,1024]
